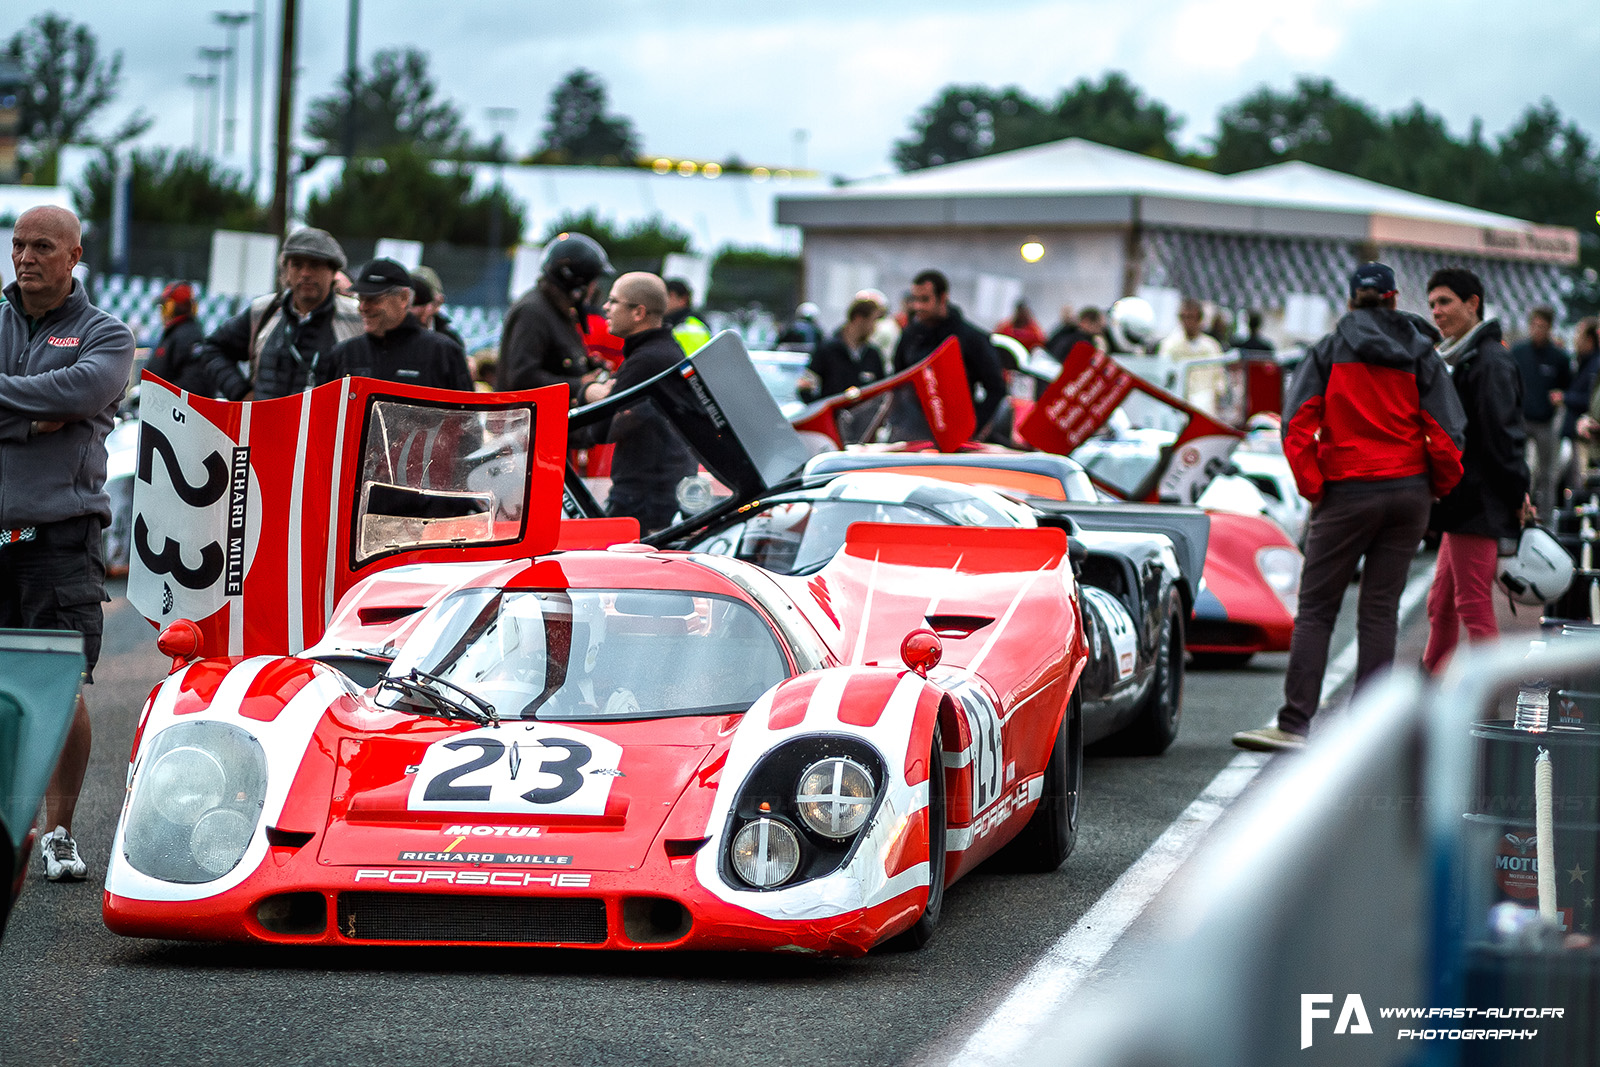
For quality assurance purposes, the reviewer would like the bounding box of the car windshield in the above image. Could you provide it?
[691,498,940,575]
[383,588,790,720]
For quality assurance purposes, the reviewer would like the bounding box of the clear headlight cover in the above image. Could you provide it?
[1256,545,1303,616]
[730,818,802,888]
[796,757,876,839]
[123,720,268,884]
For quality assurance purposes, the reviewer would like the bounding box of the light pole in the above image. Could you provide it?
[343,0,361,161]
[250,0,265,195]
[485,106,516,252]
[268,0,298,238]
[199,46,231,156]
[187,73,216,153]
[213,11,251,156]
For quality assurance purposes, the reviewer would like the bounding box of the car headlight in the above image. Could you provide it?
[1256,545,1302,616]
[730,818,802,888]
[123,721,268,884]
[146,746,226,824]
[796,757,875,839]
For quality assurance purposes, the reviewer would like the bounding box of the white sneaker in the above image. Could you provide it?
[39,826,88,881]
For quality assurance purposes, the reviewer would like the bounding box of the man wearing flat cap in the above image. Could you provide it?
[198,226,363,400]
[1234,262,1466,753]
[324,258,472,391]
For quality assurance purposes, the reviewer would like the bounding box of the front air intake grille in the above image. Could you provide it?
[336,893,608,943]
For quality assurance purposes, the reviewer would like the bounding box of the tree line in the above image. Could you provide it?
[8,12,1596,280]
[895,73,1599,274]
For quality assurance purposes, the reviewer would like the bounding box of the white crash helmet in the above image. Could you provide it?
[1108,296,1156,352]
[1497,526,1574,606]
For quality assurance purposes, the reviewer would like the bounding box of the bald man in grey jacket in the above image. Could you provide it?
[1,206,135,880]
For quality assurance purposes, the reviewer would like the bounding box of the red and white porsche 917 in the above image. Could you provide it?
[105,376,1086,955]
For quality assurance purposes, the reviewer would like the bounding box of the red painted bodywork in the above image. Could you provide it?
[108,384,1087,957]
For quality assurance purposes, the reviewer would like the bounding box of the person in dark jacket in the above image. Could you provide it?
[803,296,886,401]
[324,259,472,391]
[1510,305,1570,519]
[1423,267,1533,674]
[408,264,467,353]
[1,206,136,880]
[197,227,362,400]
[143,282,215,395]
[1234,263,1465,753]
[1560,317,1599,495]
[497,233,611,404]
[576,272,697,535]
[891,269,1008,435]
[1046,306,1105,359]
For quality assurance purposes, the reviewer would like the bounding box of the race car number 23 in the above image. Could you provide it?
[127,385,263,625]
[406,725,624,816]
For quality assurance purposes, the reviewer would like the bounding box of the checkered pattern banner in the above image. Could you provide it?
[94,274,507,354]
[1141,228,1571,324]
[1142,229,1359,312]
[1381,248,1570,326]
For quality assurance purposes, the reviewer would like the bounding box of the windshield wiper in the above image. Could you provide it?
[377,668,499,727]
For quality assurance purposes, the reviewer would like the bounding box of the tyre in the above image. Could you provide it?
[1114,588,1185,755]
[884,724,946,951]
[994,687,1082,872]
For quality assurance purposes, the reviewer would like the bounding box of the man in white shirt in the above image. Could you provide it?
[1158,297,1225,411]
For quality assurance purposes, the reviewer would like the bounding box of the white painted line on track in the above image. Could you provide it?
[932,562,1436,1067]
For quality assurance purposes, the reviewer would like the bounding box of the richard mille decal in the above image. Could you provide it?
[397,851,572,866]
[354,869,593,888]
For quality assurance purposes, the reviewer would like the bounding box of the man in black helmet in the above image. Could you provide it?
[197,227,363,400]
[497,232,613,404]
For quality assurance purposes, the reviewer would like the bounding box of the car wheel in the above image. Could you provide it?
[1189,651,1253,670]
[994,686,1081,872]
[884,724,946,951]
[1116,588,1185,755]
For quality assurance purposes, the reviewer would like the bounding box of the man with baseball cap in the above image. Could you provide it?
[143,281,216,395]
[324,258,471,391]
[1235,262,1466,752]
[197,226,363,400]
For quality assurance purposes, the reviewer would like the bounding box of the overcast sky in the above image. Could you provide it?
[14,0,1600,180]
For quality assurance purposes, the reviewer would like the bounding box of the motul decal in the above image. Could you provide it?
[1495,833,1539,900]
[441,824,544,837]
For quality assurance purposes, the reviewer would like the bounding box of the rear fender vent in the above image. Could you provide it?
[357,605,423,626]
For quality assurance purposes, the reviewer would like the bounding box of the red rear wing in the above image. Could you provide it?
[792,337,975,452]
[1019,341,1245,503]
[128,375,569,658]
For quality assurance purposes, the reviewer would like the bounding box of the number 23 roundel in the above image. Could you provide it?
[408,725,624,816]
[127,383,265,632]
[126,376,570,660]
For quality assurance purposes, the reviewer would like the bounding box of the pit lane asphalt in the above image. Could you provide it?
[0,575,1402,1067]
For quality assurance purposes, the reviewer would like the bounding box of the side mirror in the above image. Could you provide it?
[900,628,943,677]
[156,618,203,672]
